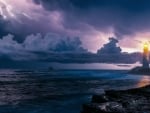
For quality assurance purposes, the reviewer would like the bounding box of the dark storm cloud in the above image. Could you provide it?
[0,12,59,42]
[23,33,87,52]
[2,0,150,41]
[97,37,121,54]
[33,0,150,38]
[0,34,141,64]
[0,18,23,41]
[0,33,87,62]
[0,17,39,41]
[0,17,10,37]
[34,0,150,11]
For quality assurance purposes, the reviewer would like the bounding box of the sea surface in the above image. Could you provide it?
[0,69,149,113]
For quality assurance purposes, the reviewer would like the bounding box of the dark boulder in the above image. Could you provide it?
[92,94,109,103]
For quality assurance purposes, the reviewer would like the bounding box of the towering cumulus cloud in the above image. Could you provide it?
[23,33,87,52]
[0,34,141,64]
[0,33,87,61]
[97,38,121,54]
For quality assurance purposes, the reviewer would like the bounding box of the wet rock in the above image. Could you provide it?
[81,102,125,113]
[99,102,126,113]
[81,85,150,113]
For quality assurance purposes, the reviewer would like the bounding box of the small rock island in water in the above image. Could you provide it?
[129,42,150,75]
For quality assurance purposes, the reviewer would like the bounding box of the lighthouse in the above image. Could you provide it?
[129,42,150,74]
[143,42,149,69]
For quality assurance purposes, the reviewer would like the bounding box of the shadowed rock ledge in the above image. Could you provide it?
[81,85,150,113]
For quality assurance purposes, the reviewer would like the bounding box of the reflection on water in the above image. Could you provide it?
[49,62,141,70]
[0,69,149,113]
[136,76,150,87]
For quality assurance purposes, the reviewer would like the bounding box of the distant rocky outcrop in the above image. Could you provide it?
[129,66,150,75]
[81,85,150,113]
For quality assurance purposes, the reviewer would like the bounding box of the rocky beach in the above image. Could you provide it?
[81,85,150,113]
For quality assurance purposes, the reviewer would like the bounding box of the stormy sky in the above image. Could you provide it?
[0,0,149,64]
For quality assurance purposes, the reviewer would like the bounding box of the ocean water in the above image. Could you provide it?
[0,69,149,113]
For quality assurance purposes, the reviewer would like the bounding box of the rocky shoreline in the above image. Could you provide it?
[81,85,150,113]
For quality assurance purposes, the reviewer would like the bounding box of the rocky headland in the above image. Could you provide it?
[129,66,150,75]
[81,85,150,113]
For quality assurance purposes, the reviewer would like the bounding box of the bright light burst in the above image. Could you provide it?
[0,0,16,19]
[0,0,33,22]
